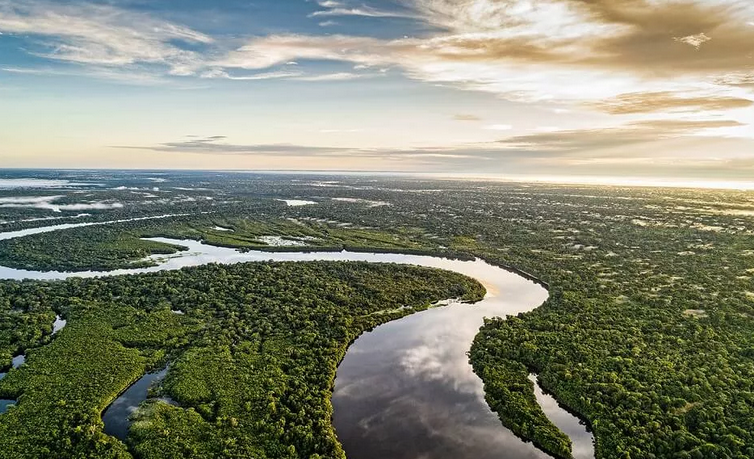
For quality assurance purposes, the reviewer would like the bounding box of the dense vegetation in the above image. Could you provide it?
[471,354,573,459]
[0,214,453,272]
[2,170,754,458]
[0,228,186,272]
[0,260,484,458]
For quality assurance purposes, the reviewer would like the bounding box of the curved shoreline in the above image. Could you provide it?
[0,225,592,459]
[531,374,597,450]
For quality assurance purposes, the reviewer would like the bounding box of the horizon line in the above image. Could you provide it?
[1,168,753,191]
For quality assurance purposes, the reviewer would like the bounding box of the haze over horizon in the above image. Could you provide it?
[1,0,753,185]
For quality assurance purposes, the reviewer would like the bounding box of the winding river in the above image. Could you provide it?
[0,223,594,459]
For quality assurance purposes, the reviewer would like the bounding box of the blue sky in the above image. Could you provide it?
[1,0,753,185]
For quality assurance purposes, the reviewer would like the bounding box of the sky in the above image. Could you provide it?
[1,0,753,185]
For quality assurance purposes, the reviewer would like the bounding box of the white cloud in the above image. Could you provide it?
[2,0,752,140]
[213,33,644,103]
[212,34,384,70]
[310,0,414,19]
[198,67,364,82]
[293,72,365,81]
[674,33,712,49]
[317,0,343,7]
[310,7,412,18]
[200,69,303,80]
[0,0,210,75]
[210,0,753,132]
[2,66,170,85]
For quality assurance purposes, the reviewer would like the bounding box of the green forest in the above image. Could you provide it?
[0,261,484,458]
[1,171,754,458]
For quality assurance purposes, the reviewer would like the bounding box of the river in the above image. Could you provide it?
[0,227,594,459]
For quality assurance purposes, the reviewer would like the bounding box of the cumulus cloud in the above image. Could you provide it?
[213,3,753,114]
[5,0,753,114]
[5,0,754,178]
[215,0,754,115]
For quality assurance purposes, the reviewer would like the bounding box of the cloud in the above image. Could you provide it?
[310,6,411,18]
[211,34,387,71]
[123,119,744,161]
[116,136,356,156]
[498,119,743,152]
[2,66,172,85]
[4,0,753,165]
[7,0,753,114]
[214,9,751,113]
[715,73,754,89]
[572,0,754,75]
[293,72,365,81]
[110,128,754,179]
[674,32,712,49]
[310,1,415,19]
[0,0,210,75]
[214,0,753,106]
[591,92,754,114]
[198,68,367,82]
[200,69,304,80]
[113,135,493,163]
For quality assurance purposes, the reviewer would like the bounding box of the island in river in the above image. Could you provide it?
[1,170,753,458]
[0,231,591,459]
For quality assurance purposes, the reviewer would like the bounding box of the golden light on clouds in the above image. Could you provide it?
[0,0,752,181]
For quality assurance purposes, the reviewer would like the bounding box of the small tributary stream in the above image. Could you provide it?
[0,227,594,459]
[0,315,67,414]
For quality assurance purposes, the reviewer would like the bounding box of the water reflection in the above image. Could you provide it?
[530,375,595,459]
[0,400,14,414]
[0,214,187,242]
[0,229,593,458]
[332,272,556,459]
[11,355,25,369]
[1,314,69,414]
[102,367,168,440]
[0,357,24,413]
[52,315,67,334]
